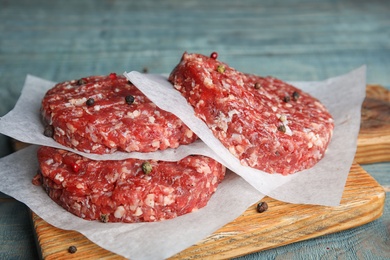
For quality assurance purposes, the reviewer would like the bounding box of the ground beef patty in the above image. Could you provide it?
[36,146,225,223]
[169,52,334,175]
[41,73,197,154]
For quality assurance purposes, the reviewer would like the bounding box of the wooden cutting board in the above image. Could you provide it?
[356,85,390,164]
[31,163,385,259]
[28,85,389,259]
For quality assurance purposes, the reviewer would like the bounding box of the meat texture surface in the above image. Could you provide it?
[169,53,334,174]
[41,74,197,154]
[36,146,226,223]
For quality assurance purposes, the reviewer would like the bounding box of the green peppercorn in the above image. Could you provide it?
[142,161,152,174]
[217,65,226,74]
[86,98,95,106]
[125,95,135,105]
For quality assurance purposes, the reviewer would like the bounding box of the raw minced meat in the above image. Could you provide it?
[169,52,334,174]
[41,74,197,154]
[36,146,226,223]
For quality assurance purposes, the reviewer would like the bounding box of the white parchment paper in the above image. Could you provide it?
[126,66,366,205]
[0,145,261,260]
[0,66,366,259]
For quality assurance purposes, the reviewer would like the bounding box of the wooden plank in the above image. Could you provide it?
[356,85,390,164]
[31,164,385,259]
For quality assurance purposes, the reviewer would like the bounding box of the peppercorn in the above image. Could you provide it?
[210,52,218,59]
[43,125,54,137]
[109,72,117,80]
[142,67,149,73]
[125,95,135,105]
[292,91,300,101]
[100,214,109,223]
[86,98,95,106]
[68,245,77,254]
[71,163,80,173]
[217,65,225,73]
[277,125,286,133]
[76,78,87,85]
[256,201,268,213]
[142,161,152,174]
[283,95,291,103]
[254,82,262,89]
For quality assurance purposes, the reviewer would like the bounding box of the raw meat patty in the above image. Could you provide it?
[36,146,225,223]
[169,52,334,175]
[41,73,197,154]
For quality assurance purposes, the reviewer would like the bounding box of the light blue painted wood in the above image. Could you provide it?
[0,0,389,258]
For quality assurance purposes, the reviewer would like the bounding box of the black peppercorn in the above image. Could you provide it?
[292,91,300,101]
[68,245,77,254]
[283,95,291,103]
[256,201,268,213]
[100,214,109,223]
[277,125,286,133]
[43,125,54,137]
[76,78,87,85]
[125,95,135,105]
[254,82,262,89]
[86,98,95,106]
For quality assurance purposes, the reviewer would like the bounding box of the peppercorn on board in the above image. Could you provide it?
[25,85,389,259]
[30,163,385,259]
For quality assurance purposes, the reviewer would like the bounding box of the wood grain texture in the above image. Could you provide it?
[356,85,390,164]
[31,164,385,260]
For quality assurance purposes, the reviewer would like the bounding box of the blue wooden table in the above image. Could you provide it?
[1,0,389,259]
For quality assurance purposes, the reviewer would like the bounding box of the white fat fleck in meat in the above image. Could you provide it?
[163,195,175,206]
[64,84,73,89]
[56,127,65,136]
[45,158,54,165]
[127,110,140,119]
[54,173,64,182]
[152,140,160,148]
[71,138,79,146]
[148,116,155,123]
[185,129,193,138]
[76,183,85,189]
[133,207,143,216]
[69,97,87,106]
[114,205,126,218]
[66,123,77,133]
[271,106,277,112]
[144,194,155,208]
[94,105,101,111]
[203,76,213,87]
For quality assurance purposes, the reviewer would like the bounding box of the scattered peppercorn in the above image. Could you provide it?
[277,125,286,133]
[68,245,77,254]
[217,65,225,73]
[256,201,268,213]
[254,82,262,89]
[100,214,109,223]
[283,95,291,103]
[142,67,149,73]
[86,98,95,106]
[76,78,87,85]
[109,72,117,80]
[125,95,135,105]
[142,161,152,174]
[43,125,54,137]
[210,52,218,59]
[71,163,80,173]
[292,91,300,101]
